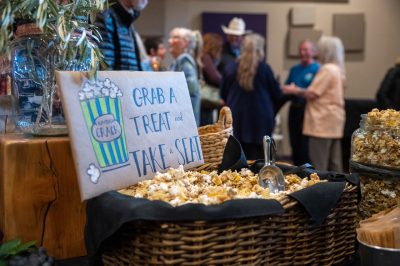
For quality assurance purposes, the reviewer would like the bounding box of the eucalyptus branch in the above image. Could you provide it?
[0,0,108,77]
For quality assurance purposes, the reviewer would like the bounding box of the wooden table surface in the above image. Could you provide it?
[0,134,87,259]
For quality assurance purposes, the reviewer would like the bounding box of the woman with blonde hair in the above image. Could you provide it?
[283,36,346,171]
[221,33,282,159]
[169,27,203,125]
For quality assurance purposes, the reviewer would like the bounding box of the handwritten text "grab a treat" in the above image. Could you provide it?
[128,87,202,177]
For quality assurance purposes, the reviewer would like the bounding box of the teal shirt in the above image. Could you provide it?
[286,62,320,105]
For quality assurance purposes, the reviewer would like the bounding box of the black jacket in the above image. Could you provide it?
[376,65,400,110]
[217,42,237,74]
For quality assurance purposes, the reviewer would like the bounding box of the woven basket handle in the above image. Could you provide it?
[218,106,233,129]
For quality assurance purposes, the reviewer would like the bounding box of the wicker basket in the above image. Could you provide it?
[198,106,233,165]
[101,184,357,266]
[276,184,358,266]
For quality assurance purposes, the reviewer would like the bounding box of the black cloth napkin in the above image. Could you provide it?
[85,193,284,256]
[250,160,358,226]
[250,160,359,185]
[288,182,346,226]
[282,163,355,226]
[218,135,248,173]
[249,160,314,178]
[350,160,400,179]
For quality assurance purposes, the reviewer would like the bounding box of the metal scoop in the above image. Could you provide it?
[258,135,285,193]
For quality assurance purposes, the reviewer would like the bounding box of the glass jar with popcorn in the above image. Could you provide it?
[350,109,400,219]
[351,109,400,168]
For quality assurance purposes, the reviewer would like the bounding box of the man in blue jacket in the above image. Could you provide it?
[95,0,148,70]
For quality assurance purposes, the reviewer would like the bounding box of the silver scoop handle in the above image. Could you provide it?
[263,135,277,165]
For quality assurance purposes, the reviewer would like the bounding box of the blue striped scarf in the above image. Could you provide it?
[95,2,142,71]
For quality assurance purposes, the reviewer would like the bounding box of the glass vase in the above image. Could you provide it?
[11,24,92,135]
[11,24,59,134]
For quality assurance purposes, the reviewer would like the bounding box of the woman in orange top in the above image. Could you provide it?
[283,36,345,171]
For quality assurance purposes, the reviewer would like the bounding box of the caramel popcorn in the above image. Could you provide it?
[352,109,400,168]
[359,175,400,219]
[351,109,400,219]
[119,166,325,206]
[366,108,400,129]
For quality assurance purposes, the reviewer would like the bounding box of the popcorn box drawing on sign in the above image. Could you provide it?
[79,79,129,172]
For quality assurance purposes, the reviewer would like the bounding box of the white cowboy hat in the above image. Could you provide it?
[221,17,250,36]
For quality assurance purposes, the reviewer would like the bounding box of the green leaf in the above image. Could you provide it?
[0,239,20,256]
[1,6,9,23]
[75,29,86,46]
[0,259,7,266]
[0,0,107,74]
[64,32,72,45]
[1,3,12,28]
[89,11,96,25]
[0,34,4,48]
[40,15,47,30]
[15,240,36,254]
[57,21,65,41]
[47,0,58,15]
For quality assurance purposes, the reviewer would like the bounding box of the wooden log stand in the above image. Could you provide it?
[0,134,86,259]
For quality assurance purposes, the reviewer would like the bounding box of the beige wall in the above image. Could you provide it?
[135,0,166,38]
[136,0,400,156]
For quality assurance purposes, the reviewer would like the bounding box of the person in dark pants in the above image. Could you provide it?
[283,40,320,166]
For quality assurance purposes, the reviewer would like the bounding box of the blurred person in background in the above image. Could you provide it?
[283,36,346,172]
[169,27,203,126]
[95,0,149,70]
[218,17,249,73]
[376,58,400,110]
[221,33,282,160]
[200,33,223,125]
[283,40,320,166]
[142,37,167,71]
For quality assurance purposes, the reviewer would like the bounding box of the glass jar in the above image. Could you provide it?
[11,23,56,133]
[61,32,93,72]
[50,30,94,128]
[351,112,400,168]
[11,24,93,135]
[350,109,400,219]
